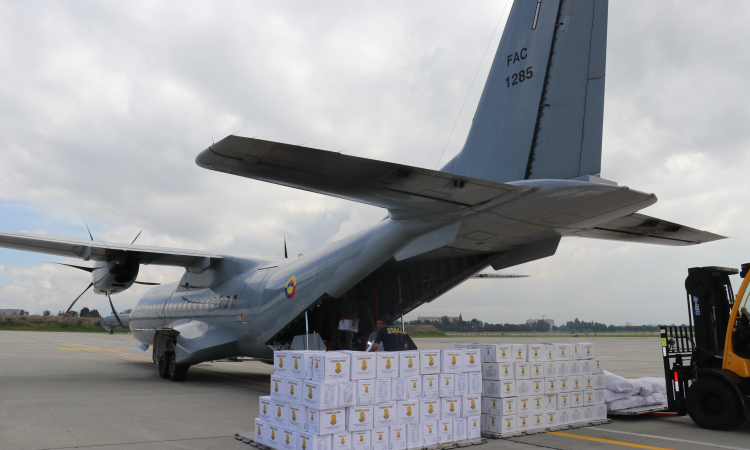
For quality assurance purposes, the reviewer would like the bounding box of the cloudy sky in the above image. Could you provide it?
[1,0,749,326]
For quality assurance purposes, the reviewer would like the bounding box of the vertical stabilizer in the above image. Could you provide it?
[443,0,608,182]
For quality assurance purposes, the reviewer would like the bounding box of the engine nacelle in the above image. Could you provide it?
[92,261,139,294]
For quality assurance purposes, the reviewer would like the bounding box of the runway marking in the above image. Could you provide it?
[58,347,125,351]
[593,429,750,450]
[547,431,674,450]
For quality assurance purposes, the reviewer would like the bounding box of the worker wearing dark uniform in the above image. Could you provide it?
[368,314,407,352]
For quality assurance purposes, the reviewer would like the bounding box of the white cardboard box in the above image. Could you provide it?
[290,351,317,380]
[419,398,441,422]
[516,413,533,433]
[558,361,570,377]
[530,395,544,412]
[500,397,516,417]
[500,415,516,436]
[454,373,468,397]
[583,389,596,406]
[580,360,593,375]
[339,381,356,408]
[440,397,461,420]
[260,396,274,421]
[569,407,582,423]
[422,375,439,398]
[303,380,339,410]
[543,410,558,428]
[462,349,481,372]
[500,379,516,398]
[405,376,421,400]
[287,378,304,405]
[440,349,464,374]
[485,397,501,416]
[544,377,559,395]
[376,354,399,379]
[594,404,607,420]
[339,319,359,333]
[273,400,289,426]
[371,428,388,450]
[569,360,581,376]
[581,405,595,421]
[398,351,420,378]
[313,353,352,382]
[397,400,420,425]
[437,419,453,444]
[289,404,308,431]
[512,345,527,362]
[356,380,375,406]
[309,408,347,435]
[439,374,454,398]
[349,353,377,380]
[530,362,544,379]
[482,362,500,380]
[462,395,481,417]
[570,391,583,408]
[593,358,604,374]
[467,416,481,439]
[468,372,482,395]
[256,418,267,446]
[351,430,370,450]
[375,378,391,404]
[373,402,397,428]
[418,350,441,375]
[347,405,374,432]
[570,375,583,391]
[557,393,570,410]
[552,344,571,361]
[558,408,570,426]
[527,344,549,362]
[515,362,531,380]
[481,397,487,414]
[594,373,605,389]
[544,394,557,411]
[572,343,584,361]
[268,422,283,449]
[558,377,571,393]
[298,431,331,450]
[454,417,467,442]
[405,423,421,449]
[421,421,438,447]
[282,426,298,450]
[595,389,606,405]
[391,378,407,402]
[389,425,406,450]
[580,342,595,359]
[542,362,557,378]
[332,432,351,450]
[275,351,291,376]
[531,412,544,430]
[517,396,532,414]
[498,362,515,380]
[530,379,544,395]
[582,375,595,390]
[494,344,513,362]
[516,380,531,396]
[272,375,287,402]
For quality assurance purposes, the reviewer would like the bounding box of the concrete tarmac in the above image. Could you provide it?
[1,331,749,450]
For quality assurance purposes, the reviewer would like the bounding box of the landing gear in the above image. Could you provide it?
[158,352,171,379]
[109,330,113,334]
[168,352,189,382]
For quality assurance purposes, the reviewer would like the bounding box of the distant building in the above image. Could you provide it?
[625,322,634,326]
[0,309,25,315]
[418,316,461,323]
[526,318,555,327]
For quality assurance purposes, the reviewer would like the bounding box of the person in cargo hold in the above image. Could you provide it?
[368,314,408,352]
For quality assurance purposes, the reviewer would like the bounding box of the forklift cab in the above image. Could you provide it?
[724,264,750,376]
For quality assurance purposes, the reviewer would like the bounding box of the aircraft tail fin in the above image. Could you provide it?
[443,0,608,183]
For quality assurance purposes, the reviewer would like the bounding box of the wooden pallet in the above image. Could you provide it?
[234,433,487,450]
[481,418,611,439]
[607,405,668,416]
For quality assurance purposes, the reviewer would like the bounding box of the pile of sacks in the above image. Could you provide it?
[604,371,667,411]
[254,349,484,450]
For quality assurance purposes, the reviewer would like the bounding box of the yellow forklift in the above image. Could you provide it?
[662,264,750,429]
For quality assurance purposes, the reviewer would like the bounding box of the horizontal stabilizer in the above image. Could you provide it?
[196,136,534,220]
[573,213,725,246]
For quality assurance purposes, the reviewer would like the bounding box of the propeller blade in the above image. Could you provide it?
[131,230,142,245]
[83,218,94,241]
[63,282,93,319]
[284,237,288,259]
[45,261,94,272]
[107,294,125,329]
[134,281,161,285]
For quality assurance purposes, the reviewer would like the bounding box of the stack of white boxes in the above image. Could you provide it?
[475,342,606,436]
[254,348,485,450]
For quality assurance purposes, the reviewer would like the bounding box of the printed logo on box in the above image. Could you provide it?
[302,438,307,450]
[383,409,390,419]
[406,406,412,417]
[335,363,342,374]
[295,359,299,370]
[449,402,455,412]
[278,406,283,418]
[264,404,268,414]
[428,404,434,414]
[412,381,417,388]
[315,361,319,369]
[292,410,297,421]
[279,358,284,368]
[362,360,367,371]
[365,385,369,393]
[331,414,337,425]
[258,425,262,436]
[275,381,280,393]
[386,360,392,369]
[471,400,477,410]
[429,356,435,366]
[359,412,365,423]
[308,388,313,399]
[341,437,346,445]
[469,354,475,364]
[291,384,295,395]
[272,429,276,440]
[359,435,364,442]
[408,358,414,368]
[451,356,457,366]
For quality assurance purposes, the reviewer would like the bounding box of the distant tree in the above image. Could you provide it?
[532,320,551,332]
[68,311,79,318]
[441,316,451,326]
[57,311,64,316]
[90,309,101,318]
[43,310,51,316]
[80,307,91,317]
[458,314,463,322]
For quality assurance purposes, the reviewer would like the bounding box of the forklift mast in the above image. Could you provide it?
[684,266,737,368]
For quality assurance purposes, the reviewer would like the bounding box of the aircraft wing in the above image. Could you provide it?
[0,230,223,268]
[571,213,724,245]
[196,136,536,220]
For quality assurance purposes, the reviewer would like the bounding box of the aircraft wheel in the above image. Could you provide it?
[687,377,744,430]
[109,330,113,335]
[168,353,189,382]
[158,352,171,379]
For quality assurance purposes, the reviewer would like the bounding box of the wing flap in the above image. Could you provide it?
[0,230,223,267]
[572,213,725,246]
[196,136,531,218]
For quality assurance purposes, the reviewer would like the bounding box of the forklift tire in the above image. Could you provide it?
[685,272,711,297]
[687,377,744,430]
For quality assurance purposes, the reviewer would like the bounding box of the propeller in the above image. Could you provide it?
[284,237,288,259]
[63,282,93,319]
[107,293,125,329]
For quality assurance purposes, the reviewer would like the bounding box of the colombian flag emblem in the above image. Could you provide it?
[285,276,297,299]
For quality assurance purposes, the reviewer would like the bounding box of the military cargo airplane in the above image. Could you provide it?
[99,314,130,334]
[0,0,724,381]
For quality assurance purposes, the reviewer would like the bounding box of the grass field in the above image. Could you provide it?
[0,315,125,332]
